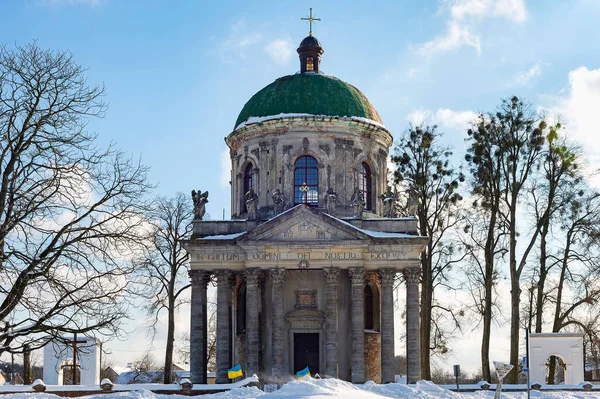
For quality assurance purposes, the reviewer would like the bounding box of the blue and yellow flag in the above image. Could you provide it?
[296,366,311,379]
[228,363,243,379]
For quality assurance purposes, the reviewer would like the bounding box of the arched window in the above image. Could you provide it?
[358,162,372,210]
[364,282,380,331]
[243,163,254,195]
[294,156,319,206]
[306,57,314,72]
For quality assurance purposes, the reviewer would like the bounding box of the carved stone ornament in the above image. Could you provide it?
[402,267,421,285]
[214,269,235,287]
[270,268,286,284]
[348,267,365,284]
[324,187,338,216]
[245,188,259,220]
[294,289,317,309]
[378,268,397,285]
[188,270,211,286]
[350,186,365,218]
[272,189,287,215]
[285,309,326,330]
[323,267,340,285]
[302,137,310,152]
[191,190,209,220]
[245,268,262,286]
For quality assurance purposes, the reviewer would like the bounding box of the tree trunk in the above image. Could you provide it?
[508,201,520,384]
[23,346,31,385]
[163,301,175,384]
[481,215,495,383]
[420,243,433,380]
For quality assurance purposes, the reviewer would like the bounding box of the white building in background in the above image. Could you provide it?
[43,336,100,385]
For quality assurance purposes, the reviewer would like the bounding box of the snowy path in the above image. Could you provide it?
[0,379,598,399]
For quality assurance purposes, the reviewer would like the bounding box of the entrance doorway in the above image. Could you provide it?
[294,333,319,375]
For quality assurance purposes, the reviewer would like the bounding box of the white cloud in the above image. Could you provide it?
[419,0,527,57]
[434,109,477,130]
[218,19,264,63]
[511,62,545,87]
[407,108,476,131]
[264,39,294,65]
[419,21,481,56]
[220,146,231,189]
[550,67,600,158]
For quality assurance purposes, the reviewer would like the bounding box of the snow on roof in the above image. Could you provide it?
[196,231,246,240]
[235,113,387,131]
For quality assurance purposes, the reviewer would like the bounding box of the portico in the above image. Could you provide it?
[185,205,427,384]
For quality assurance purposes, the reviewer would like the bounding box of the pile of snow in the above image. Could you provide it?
[0,379,598,399]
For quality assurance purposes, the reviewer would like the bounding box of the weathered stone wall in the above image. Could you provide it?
[364,331,382,383]
[226,118,392,219]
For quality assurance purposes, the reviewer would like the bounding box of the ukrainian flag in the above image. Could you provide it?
[296,366,311,379]
[228,363,243,379]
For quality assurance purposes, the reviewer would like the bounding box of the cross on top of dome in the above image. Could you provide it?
[301,8,321,37]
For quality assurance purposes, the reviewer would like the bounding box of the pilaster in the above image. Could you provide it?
[215,270,234,383]
[348,267,365,383]
[403,267,421,384]
[270,268,286,382]
[245,268,262,377]
[189,270,211,384]
[379,268,396,383]
[323,267,340,378]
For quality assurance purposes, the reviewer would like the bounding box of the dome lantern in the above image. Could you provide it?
[299,8,323,73]
[297,35,324,74]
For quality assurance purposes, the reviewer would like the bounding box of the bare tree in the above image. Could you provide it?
[0,43,151,355]
[465,98,546,382]
[176,298,217,372]
[137,193,193,383]
[464,112,509,382]
[392,125,465,379]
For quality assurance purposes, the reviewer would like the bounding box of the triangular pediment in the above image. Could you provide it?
[240,205,369,242]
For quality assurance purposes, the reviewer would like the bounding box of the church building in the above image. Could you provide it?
[183,25,427,386]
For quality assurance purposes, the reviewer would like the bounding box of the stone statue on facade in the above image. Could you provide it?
[245,188,259,220]
[406,187,419,216]
[380,187,396,218]
[350,186,365,218]
[324,187,338,216]
[191,190,209,220]
[272,189,287,215]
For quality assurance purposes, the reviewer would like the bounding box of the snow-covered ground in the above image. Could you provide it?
[0,379,599,399]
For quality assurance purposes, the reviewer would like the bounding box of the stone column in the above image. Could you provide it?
[189,270,211,384]
[323,267,340,378]
[379,268,396,383]
[404,267,421,384]
[245,268,261,378]
[270,268,286,381]
[215,270,234,384]
[349,267,365,383]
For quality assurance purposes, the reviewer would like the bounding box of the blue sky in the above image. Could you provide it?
[2,0,600,374]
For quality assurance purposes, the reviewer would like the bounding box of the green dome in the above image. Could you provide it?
[234,73,383,129]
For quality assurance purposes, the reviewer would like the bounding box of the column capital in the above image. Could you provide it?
[214,269,235,286]
[403,267,421,285]
[323,267,340,285]
[270,267,286,284]
[189,269,211,286]
[379,268,397,285]
[245,268,263,286]
[348,267,365,284]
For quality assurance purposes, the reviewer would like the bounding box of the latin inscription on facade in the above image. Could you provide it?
[194,251,408,262]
